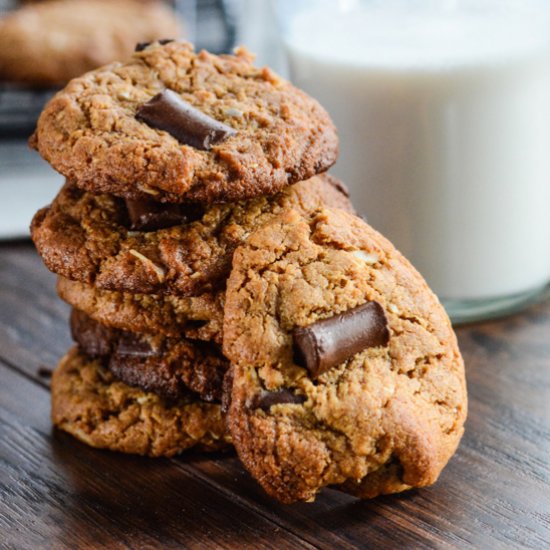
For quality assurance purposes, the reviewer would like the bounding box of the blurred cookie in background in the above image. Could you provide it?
[0,0,182,87]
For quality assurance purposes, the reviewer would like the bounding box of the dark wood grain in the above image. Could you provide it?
[0,362,314,550]
[0,242,71,377]
[1,242,549,549]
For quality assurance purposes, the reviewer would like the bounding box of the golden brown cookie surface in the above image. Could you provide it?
[223,208,467,503]
[32,175,352,296]
[51,347,231,457]
[57,277,224,342]
[30,41,338,203]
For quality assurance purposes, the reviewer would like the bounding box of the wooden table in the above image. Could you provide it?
[1,241,549,549]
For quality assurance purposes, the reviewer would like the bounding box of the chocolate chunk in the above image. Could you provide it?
[136,89,236,150]
[71,308,117,357]
[70,309,228,402]
[252,389,306,411]
[116,332,164,358]
[125,198,203,231]
[293,301,389,379]
[72,308,161,360]
[109,354,183,402]
[110,339,227,402]
[135,39,174,52]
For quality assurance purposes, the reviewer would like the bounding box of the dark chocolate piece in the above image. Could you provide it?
[110,339,227,403]
[72,308,161,360]
[136,89,236,150]
[116,332,163,358]
[135,39,174,52]
[70,309,228,402]
[252,389,306,411]
[109,355,183,402]
[293,301,389,379]
[70,308,117,357]
[125,198,202,231]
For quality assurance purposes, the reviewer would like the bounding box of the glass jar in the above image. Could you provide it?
[274,0,550,323]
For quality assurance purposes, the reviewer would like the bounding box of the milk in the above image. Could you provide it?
[284,3,550,314]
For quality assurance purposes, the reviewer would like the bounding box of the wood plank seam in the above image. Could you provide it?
[0,363,318,550]
[0,354,50,391]
[173,460,355,550]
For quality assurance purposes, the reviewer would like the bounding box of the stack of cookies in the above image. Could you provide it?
[30,41,467,503]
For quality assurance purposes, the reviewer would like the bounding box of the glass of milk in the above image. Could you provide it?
[277,0,550,323]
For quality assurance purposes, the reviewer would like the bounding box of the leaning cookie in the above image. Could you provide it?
[30,41,338,204]
[57,278,224,343]
[32,174,352,296]
[0,0,181,86]
[51,347,231,457]
[223,208,467,503]
[71,308,228,402]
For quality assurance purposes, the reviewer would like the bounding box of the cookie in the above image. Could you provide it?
[223,208,467,503]
[30,41,338,203]
[32,174,352,296]
[57,277,224,342]
[51,347,231,457]
[0,0,181,86]
[71,308,228,402]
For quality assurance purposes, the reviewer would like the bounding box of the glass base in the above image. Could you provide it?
[442,282,550,325]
